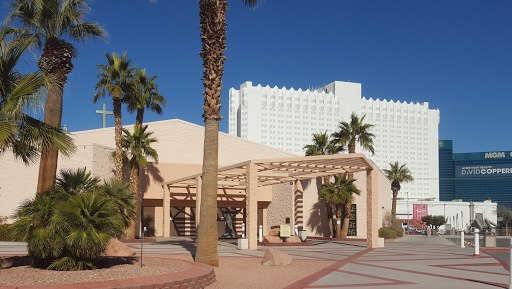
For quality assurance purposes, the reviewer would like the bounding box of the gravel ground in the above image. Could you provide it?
[165,254,335,289]
[0,254,333,288]
[0,255,192,286]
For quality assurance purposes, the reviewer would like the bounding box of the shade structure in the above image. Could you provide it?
[163,153,380,249]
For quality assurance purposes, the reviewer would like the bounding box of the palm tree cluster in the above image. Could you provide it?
[304,113,375,238]
[11,168,135,270]
[94,52,166,182]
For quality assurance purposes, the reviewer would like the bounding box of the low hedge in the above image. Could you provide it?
[379,227,396,239]
[0,224,13,241]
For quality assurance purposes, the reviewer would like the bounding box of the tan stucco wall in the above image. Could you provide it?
[266,183,294,234]
[0,119,295,220]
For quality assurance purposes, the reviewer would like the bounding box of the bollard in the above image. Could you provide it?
[460,231,465,248]
[474,228,480,256]
[242,223,245,238]
[259,225,263,242]
[509,238,512,289]
[295,225,298,236]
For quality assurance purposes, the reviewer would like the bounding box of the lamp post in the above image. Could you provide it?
[407,192,409,229]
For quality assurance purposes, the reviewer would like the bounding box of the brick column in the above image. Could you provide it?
[196,176,202,230]
[246,162,258,250]
[163,185,171,237]
[366,168,379,248]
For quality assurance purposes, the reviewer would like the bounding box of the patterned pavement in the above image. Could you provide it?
[1,235,510,288]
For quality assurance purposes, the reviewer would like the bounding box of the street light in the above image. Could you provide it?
[407,192,409,229]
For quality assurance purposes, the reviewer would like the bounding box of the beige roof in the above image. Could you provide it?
[164,153,375,190]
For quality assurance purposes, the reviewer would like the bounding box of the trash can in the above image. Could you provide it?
[298,230,307,242]
[484,232,496,248]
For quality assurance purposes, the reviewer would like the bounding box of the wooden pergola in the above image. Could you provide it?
[163,153,381,250]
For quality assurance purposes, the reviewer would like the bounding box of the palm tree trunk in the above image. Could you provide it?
[36,79,65,193]
[341,202,352,238]
[195,0,227,267]
[336,205,342,238]
[348,141,356,154]
[195,118,220,266]
[325,200,334,238]
[125,164,139,239]
[391,189,399,219]
[136,108,144,127]
[113,95,123,181]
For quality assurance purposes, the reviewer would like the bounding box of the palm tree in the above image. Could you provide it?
[5,0,107,193]
[0,29,75,163]
[320,174,361,238]
[94,52,133,181]
[384,162,414,220]
[304,131,343,237]
[11,168,134,270]
[121,124,158,238]
[195,0,259,267]
[125,67,166,126]
[331,112,375,154]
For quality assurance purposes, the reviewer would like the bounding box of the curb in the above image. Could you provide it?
[0,258,215,289]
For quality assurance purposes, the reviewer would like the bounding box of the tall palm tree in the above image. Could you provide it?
[125,67,166,126]
[320,174,360,238]
[195,0,259,267]
[121,124,158,238]
[384,162,414,220]
[5,0,107,193]
[331,112,375,154]
[0,29,75,163]
[304,131,343,237]
[94,52,133,181]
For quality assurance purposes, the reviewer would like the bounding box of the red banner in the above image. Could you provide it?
[413,204,428,222]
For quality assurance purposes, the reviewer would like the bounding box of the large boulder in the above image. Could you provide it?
[287,236,301,243]
[261,249,292,266]
[263,236,283,243]
[104,238,136,257]
[268,225,280,236]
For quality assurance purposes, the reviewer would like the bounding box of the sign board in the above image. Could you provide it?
[456,164,512,178]
[348,204,357,237]
[280,225,291,237]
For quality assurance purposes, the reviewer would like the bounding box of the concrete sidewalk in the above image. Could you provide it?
[2,235,509,288]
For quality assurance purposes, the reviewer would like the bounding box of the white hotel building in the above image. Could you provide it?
[229,81,440,200]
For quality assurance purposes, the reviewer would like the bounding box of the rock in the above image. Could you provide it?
[104,238,136,257]
[261,249,292,266]
[268,225,280,236]
[263,236,283,243]
[286,236,301,243]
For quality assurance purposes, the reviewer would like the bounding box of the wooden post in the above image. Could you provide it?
[246,162,258,250]
[163,185,171,237]
[366,168,379,248]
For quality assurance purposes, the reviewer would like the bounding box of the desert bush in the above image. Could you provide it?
[379,227,396,239]
[0,224,13,241]
[388,225,404,237]
[12,168,135,270]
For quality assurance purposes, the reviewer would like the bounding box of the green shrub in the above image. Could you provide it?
[0,224,14,241]
[379,227,396,239]
[388,225,404,237]
[12,168,135,270]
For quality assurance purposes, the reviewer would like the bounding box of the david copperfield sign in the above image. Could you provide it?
[456,164,512,178]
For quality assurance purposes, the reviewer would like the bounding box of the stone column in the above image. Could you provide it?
[246,162,258,250]
[196,176,202,230]
[366,168,379,248]
[163,185,171,237]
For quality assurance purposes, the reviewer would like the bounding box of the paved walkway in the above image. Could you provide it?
[1,235,510,288]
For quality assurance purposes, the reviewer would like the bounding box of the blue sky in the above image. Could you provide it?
[2,0,511,153]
